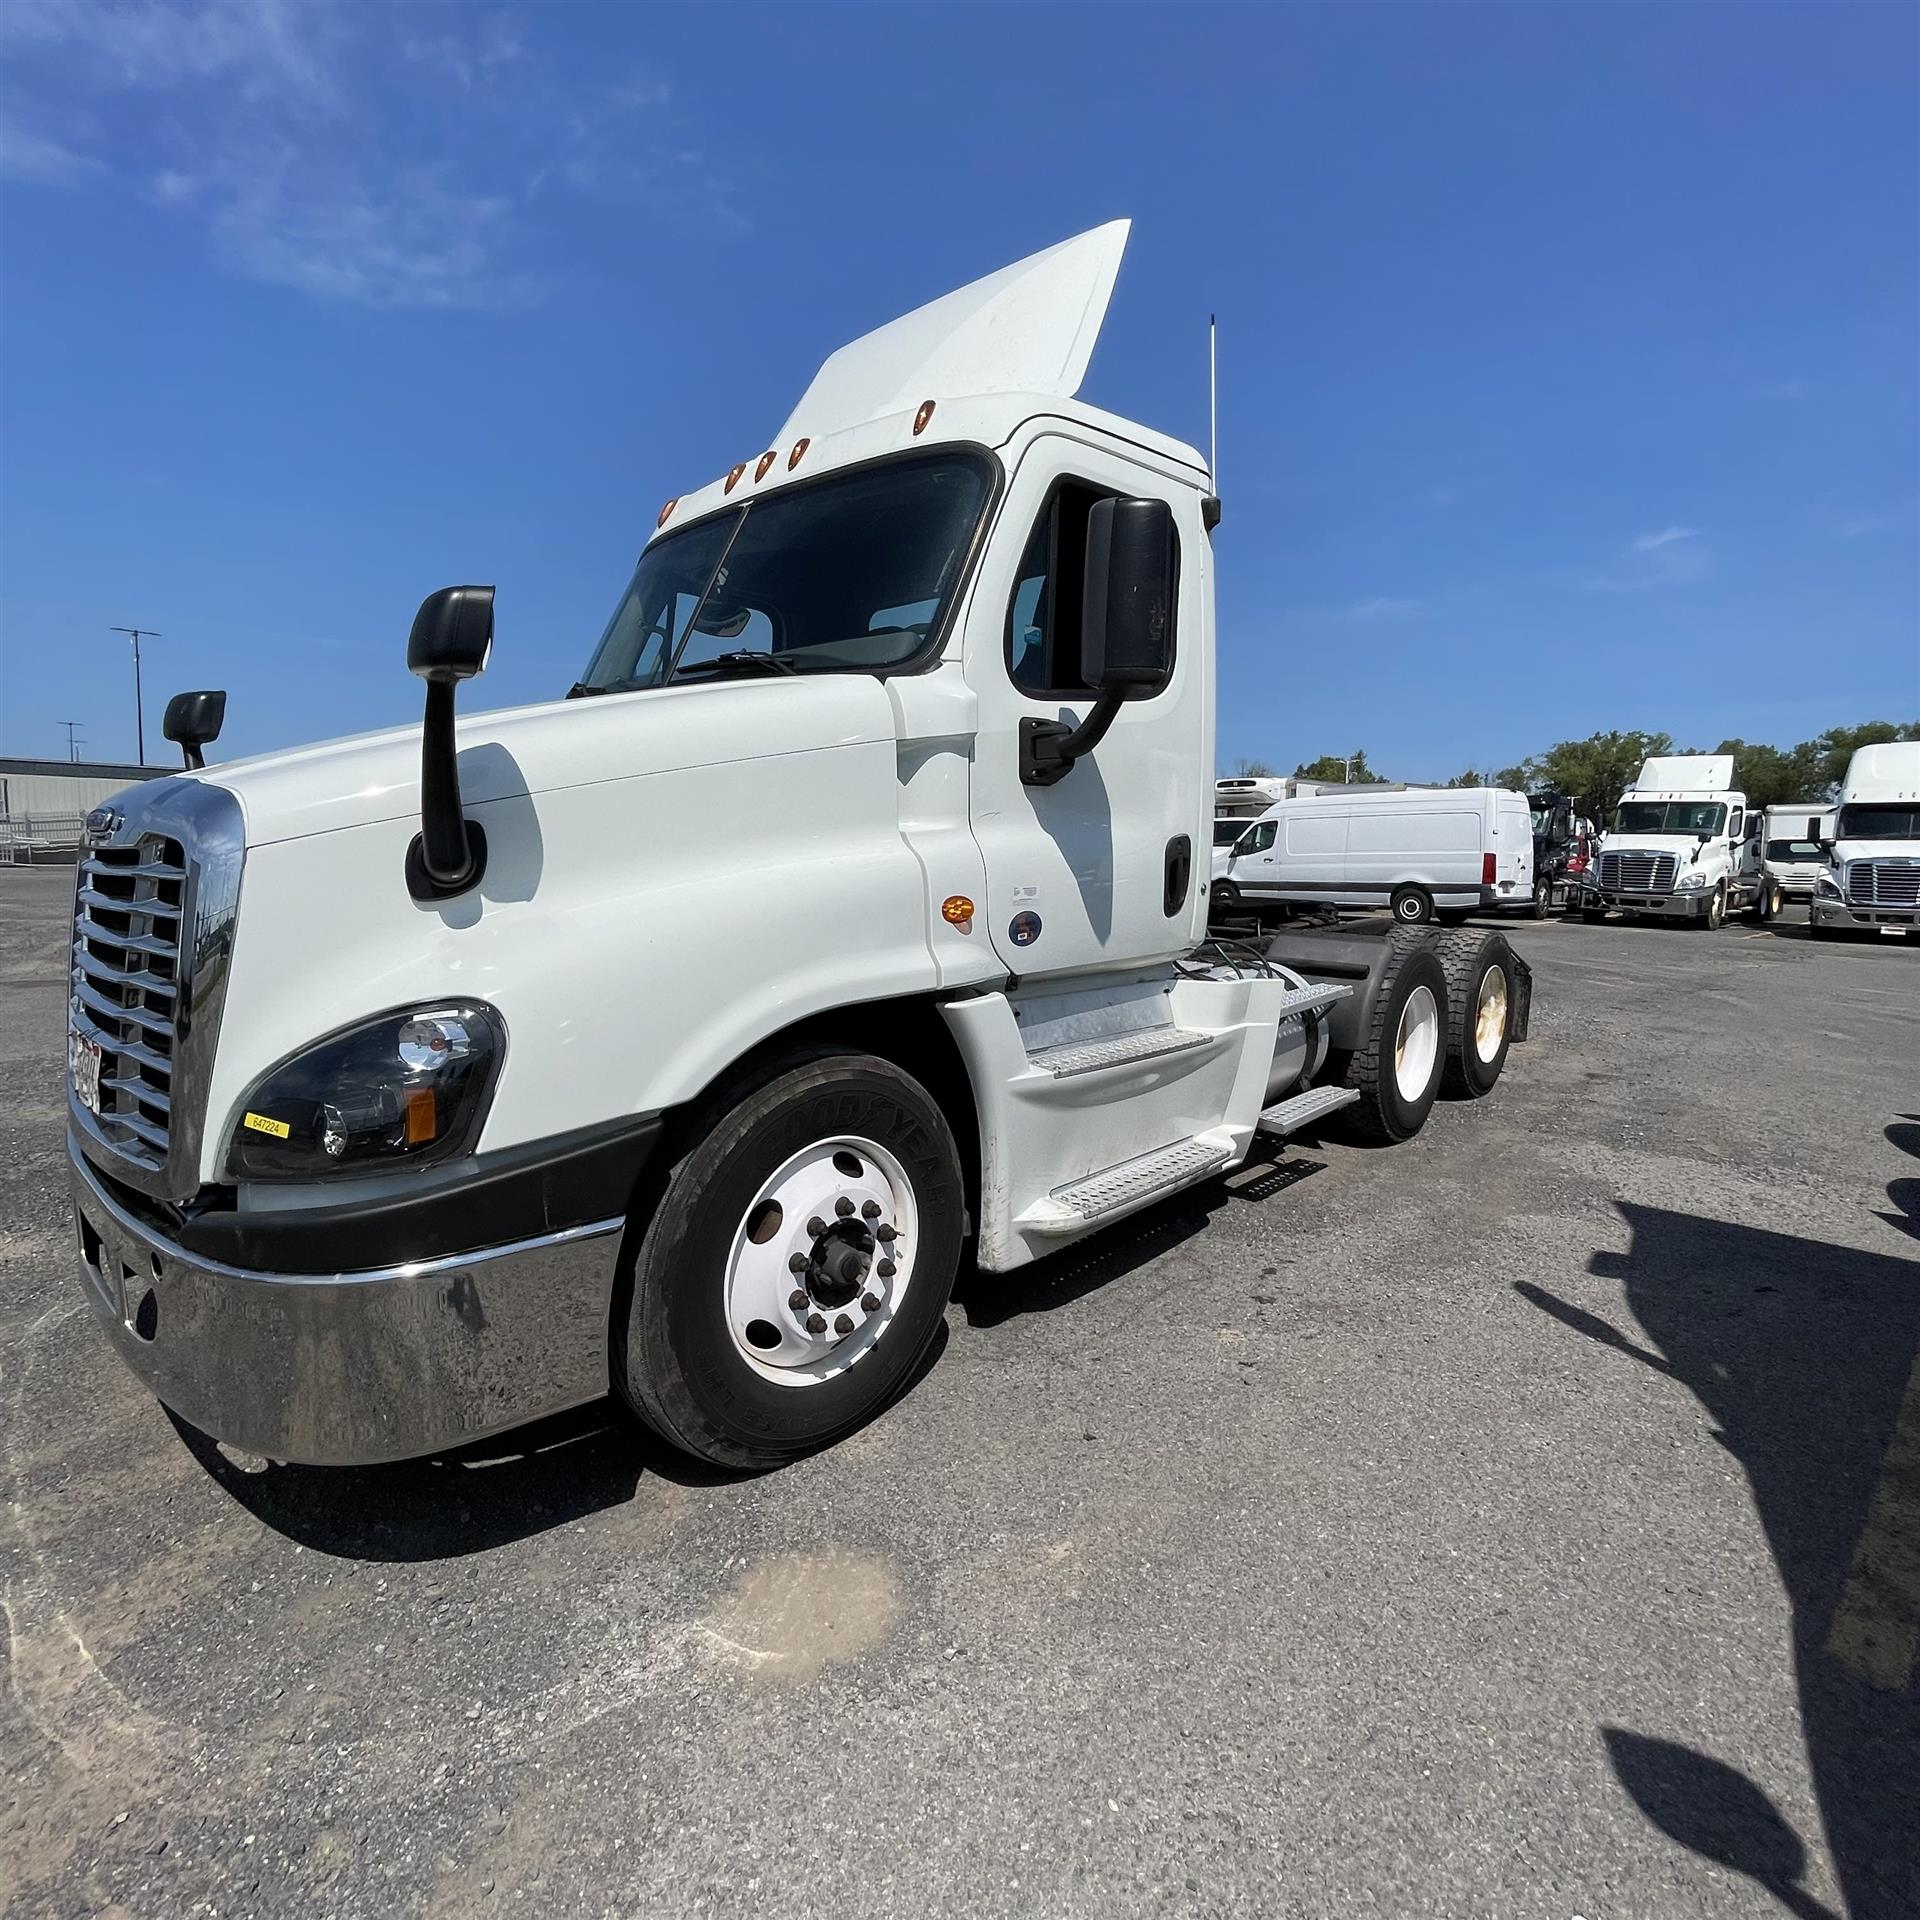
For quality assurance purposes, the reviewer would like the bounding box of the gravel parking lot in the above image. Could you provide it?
[2,865,1915,1920]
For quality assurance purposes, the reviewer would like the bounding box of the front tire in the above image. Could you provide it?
[1530,876,1552,920]
[1391,885,1435,926]
[1698,882,1727,931]
[614,1050,963,1470]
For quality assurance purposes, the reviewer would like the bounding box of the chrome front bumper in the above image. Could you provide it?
[1578,887,1708,918]
[68,1137,624,1465]
[1810,897,1919,931]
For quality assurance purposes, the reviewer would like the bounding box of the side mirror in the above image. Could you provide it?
[406,584,494,900]
[1020,496,1177,787]
[162,689,226,770]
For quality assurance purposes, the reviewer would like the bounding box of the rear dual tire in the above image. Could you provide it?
[1434,929,1516,1098]
[1339,934,1449,1142]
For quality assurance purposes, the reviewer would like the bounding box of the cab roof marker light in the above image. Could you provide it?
[913,399,936,436]
[656,498,678,528]
[754,451,778,481]
[724,463,747,494]
[788,438,810,471]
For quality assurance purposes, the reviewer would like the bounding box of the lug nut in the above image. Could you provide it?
[834,1313,854,1336]
[806,1311,827,1335]
[788,1252,809,1274]
[835,1196,855,1218]
[788,1289,810,1311]
[876,1224,898,1244]
[877,1259,896,1279]
[807,1216,827,1239]
[861,1199,881,1220]
[861,1292,881,1313]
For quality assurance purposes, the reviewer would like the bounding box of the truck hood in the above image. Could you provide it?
[189,681,893,848]
[1599,833,1716,864]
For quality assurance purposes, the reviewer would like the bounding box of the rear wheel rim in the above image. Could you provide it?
[722,1134,919,1388]
[1473,965,1508,1063]
[1394,985,1441,1100]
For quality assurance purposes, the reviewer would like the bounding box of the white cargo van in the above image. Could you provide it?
[1762,804,1836,903]
[1213,784,1538,924]
[1811,741,1920,937]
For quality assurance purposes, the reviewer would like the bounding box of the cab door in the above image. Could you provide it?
[960,431,1209,978]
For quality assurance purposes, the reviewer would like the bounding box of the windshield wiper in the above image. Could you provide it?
[566,681,607,698]
[682,650,798,679]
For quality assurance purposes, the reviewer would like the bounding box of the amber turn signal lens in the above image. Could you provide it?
[941,895,974,926]
[404,1087,437,1145]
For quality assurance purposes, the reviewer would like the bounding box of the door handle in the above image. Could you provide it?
[1164,835,1192,916]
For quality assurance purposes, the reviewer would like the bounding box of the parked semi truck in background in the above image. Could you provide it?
[1811,740,1920,938]
[63,223,1532,1473]
[1762,803,1836,906]
[1576,754,1769,928]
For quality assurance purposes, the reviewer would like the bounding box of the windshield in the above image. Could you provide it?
[1213,819,1249,847]
[577,452,994,692]
[1765,839,1823,861]
[1837,803,1920,840]
[1614,800,1727,836]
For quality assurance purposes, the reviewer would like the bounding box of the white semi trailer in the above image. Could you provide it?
[1811,741,1920,937]
[63,224,1532,1471]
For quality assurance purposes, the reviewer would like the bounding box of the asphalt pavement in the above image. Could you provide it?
[2,865,1915,1919]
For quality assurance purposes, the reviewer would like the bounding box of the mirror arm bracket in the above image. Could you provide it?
[407,678,488,900]
[1020,688,1126,787]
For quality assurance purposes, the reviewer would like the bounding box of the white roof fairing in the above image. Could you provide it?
[775,221,1131,445]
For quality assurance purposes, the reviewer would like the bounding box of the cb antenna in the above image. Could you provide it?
[1208,313,1218,489]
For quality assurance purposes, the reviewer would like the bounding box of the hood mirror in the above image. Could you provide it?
[162,689,226,770]
[406,585,494,901]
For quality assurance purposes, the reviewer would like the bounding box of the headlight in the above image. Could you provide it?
[1675,871,1707,891]
[225,1003,505,1182]
[1815,873,1842,897]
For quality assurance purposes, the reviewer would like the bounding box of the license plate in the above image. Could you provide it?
[70,1030,103,1114]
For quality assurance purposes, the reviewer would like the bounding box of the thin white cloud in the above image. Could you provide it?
[1630,525,1701,554]
[0,117,102,185]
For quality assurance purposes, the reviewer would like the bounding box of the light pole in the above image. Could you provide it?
[109,626,161,764]
[59,720,84,763]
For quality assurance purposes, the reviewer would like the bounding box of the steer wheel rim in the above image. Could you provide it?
[1473,965,1508,1063]
[1394,985,1441,1100]
[723,1134,919,1387]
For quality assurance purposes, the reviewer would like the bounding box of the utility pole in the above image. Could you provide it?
[59,720,84,763]
[109,626,161,764]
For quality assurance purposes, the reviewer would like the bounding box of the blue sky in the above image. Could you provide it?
[1,0,1915,778]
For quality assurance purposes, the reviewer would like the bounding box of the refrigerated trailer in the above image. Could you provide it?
[63,223,1533,1471]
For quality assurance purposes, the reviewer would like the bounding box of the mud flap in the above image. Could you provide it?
[1509,953,1534,1042]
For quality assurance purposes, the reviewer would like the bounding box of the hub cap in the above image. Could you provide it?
[1393,985,1441,1101]
[1473,965,1508,1063]
[724,1135,918,1387]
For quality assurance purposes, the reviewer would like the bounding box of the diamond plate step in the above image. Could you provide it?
[1272,981,1353,1020]
[1026,1026,1212,1078]
[1044,1136,1231,1223]
[1256,1083,1361,1138]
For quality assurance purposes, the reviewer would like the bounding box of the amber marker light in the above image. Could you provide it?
[941,895,974,927]
[724,463,747,493]
[656,498,678,528]
[913,400,936,436]
[754,450,778,481]
[404,1087,438,1145]
[788,438,810,471]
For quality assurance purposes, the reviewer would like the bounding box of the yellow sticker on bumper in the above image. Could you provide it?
[242,1111,291,1139]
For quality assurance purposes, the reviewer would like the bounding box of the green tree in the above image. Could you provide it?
[1229,756,1281,778]
[1712,739,1801,810]
[1442,769,1484,788]
[1806,721,1920,797]
[1501,730,1674,823]
[1295,750,1387,784]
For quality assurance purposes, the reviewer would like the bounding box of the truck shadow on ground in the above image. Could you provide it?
[1517,1189,1920,1920]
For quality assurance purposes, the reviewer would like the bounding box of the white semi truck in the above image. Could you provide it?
[1761,803,1836,905]
[1576,754,1769,928]
[63,224,1531,1471]
[1810,740,1920,937]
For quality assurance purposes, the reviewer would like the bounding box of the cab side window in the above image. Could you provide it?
[1006,480,1178,697]
[1242,820,1277,854]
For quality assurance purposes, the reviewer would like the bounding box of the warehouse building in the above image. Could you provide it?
[0,758,166,863]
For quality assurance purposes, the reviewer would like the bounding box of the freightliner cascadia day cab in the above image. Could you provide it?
[1212,783,1538,924]
[1577,754,1770,928]
[64,224,1532,1471]
[1811,740,1920,937]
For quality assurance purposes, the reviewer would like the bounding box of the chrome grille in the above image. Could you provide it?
[67,779,244,1200]
[70,838,185,1169]
[1597,850,1676,893]
[1847,859,1920,908]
